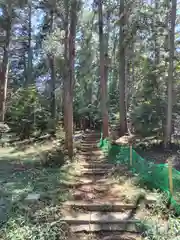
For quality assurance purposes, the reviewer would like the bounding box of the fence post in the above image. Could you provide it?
[130,144,132,167]
[168,157,173,195]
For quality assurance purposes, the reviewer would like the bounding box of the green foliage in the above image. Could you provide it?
[130,58,165,136]
[6,86,51,139]
[144,216,180,240]
[141,194,180,239]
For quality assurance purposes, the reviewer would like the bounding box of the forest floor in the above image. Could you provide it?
[0,131,179,239]
[0,133,83,239]
[134,135,180,170]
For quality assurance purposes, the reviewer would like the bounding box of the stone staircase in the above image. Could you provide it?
[62,131,154,240]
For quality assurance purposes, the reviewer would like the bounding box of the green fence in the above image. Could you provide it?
[98,137,180,215]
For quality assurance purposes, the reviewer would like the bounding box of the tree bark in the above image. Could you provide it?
[63,0,69,149]
[27,0,33,85]
[164,0,177,147]
[0,5,11,122]
[154,0,160,66]
[104,10,110,91]
[119,0,127,136]
[98,0,109,139]
[48,9,56,135]
[66,0,78,158]
[49,56,56,133]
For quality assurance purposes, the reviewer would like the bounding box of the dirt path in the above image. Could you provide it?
[62,132,156,240]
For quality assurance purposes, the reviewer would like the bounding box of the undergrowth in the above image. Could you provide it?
[0,134,81,240]
[110,164,180,239]
[143,192,180,240]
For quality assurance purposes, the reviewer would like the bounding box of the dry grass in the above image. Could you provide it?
[109,165,180,239]
[110,166,148,204]
[0,136,83,240]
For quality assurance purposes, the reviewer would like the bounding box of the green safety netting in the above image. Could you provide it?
[98,137,180,215]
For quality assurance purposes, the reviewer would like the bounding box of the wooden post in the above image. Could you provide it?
[168,157,173,195]
[130,144,132,167]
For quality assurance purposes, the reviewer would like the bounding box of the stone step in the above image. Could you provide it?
[61,211,139,225]
[82,139,100,142]
[81,142,98,146]
[81,168,111,174]
[78,156,106,161]
[80,147,99,152]
[69,168,109,177]
[79,150,103,155]
[82,136,100,140]
[60,177,113,187]
[82,167,109,171]
[80,143,99,148]
[82,134,100,139]
[80,168,109,175]
[69,222,141,233]
[82,132,100,135]
[101,234,141,240]
[80,143,98,147]
[60,179,93,187]
[73,232,142,240]
[81,140,99,144]
[63,201,135,212]
[80,163,114,169]
[79,156,105,161]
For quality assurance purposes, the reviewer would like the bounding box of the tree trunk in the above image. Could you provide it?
[98,0,109,139]
[0,63,9,122]
[49,56,56,133]
[0,6,11,122]
[164,0,177,147]
[26,0,33,85]
[109,33,118,95]
[154,0,160,66]
[48,9,56,135]
[104,10,110,90]
[66,0,78,158]
[63,0,69,149]
[119,0,127,136]
[163,0,170,139]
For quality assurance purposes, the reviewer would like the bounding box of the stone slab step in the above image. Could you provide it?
[79,153,104,158]
[97,233,141,240]
[80,150,102,154]
[101,234,141,240]
[80,148,99,152]
[82,156,106,160]
[80,140,99,144]
[63,201,135,212]
[80,143,98,147]
[61,211,139,225]
[81,155,106,160]
[82,168,109,171]
[81,143,99,146]
[80,169,109,175]
[73,232,142,240]
[82,135,100,139]
[60,179,92,187]
[61,177,112,187]
[70,169,109,177]
[80,163,114,169]
[82,168,111,173]
[70,222,141,233]
[78,156,107,161]
[82,136,99,139]
[82,132,100,136]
